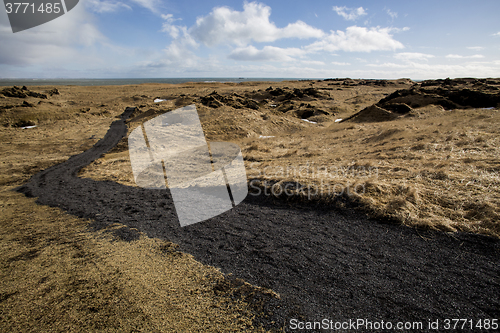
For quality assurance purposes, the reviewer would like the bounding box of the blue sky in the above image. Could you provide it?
[1,0,499,79]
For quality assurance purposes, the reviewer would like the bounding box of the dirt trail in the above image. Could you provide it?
[16,107,499,331]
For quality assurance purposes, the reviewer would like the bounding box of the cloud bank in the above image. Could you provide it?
[158,3,406,66]
[306,26,404,53]
[190,2,324,47]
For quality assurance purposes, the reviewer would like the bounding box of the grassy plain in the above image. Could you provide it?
[1,79,499,331]
[0,83,274,332]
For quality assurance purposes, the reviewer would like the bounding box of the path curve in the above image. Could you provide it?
[17,107,499,332]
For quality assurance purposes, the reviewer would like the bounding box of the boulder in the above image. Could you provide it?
[47,88,59,96]
[21,101,34,107]
[13,119,35,128]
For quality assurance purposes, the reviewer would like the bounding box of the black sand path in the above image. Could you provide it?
[17,107,499,332]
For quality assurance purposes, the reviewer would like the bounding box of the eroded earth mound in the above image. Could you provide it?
[0,86,48,99]
[343,78,500,122]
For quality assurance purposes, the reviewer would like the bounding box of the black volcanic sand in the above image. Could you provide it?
[17,107,499,332]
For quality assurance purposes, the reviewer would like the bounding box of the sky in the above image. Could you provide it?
[1,0,499,79]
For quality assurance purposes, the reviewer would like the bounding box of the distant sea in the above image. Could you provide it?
[0,78,317,87]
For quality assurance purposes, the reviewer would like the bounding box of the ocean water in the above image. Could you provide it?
[0,77,316,87]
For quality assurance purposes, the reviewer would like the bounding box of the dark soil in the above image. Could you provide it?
[16,107,500,332]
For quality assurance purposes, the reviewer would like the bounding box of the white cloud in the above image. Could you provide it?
[149,13,202,69]
[0,2,106,66]
[365,61,500,79]
[446,54,484,59]
[157,3,407,67]
[162,25,179,39]
[331,61,350,66]
[467,46,484,51]
[190,2,324,47]
[301,60,325,66]
[391,27,410,33]
[493,32,500,37]
[129,0,160,13]
[386,9,398,19]
[162,25,198,63]
[228,45,305,61]
[307,26,404,53]
[145,42,200,70]
[161,14,183,39]
[332,6,367,21]
[162,43,197,66]
[86,0,131,13]
[394,52,434,61]
[367,62,407,69]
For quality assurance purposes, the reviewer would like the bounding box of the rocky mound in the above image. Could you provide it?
[249,86,332,103]
[342,104,400,123]
[199,87,333,110]
[322,78,414,87]
[343,78,500,123]
[1,86,47,99]
[277,101,333,120]
[198,89,335,122]
[0,100,35,111]
[199,91,259,110]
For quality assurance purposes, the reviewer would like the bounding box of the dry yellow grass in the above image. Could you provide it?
[79,81,500,238]
[240,104,500,237]
[2,80,498,331]
[0,189,271,332]
[0,84,281,332]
